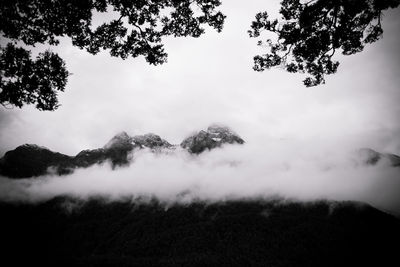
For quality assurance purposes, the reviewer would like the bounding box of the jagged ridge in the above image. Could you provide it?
[0,125,245,178]
[1,126,399,179]
[0,131,174,178]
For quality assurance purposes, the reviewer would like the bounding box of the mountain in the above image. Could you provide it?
[132,133,174,150]
[0,132,174,179]
[0,144,73,178]
[181,125,245,154]
[358,148,400,167]
[1,197,399,266]
[72,132,173,169]
[103,131,135,150]
[0,126,245,179]
[1,126,399,179]
[1,126,400,266]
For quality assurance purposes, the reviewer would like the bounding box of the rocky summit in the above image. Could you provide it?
[103,131,135,150]
[181,125,245,154]
[132,133,173,149]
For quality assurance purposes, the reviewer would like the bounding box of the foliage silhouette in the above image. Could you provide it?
[249,0,400,86]
[0,0,225,110]
[0,43,69,110]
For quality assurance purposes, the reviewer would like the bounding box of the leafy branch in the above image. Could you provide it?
[249,0,400,87]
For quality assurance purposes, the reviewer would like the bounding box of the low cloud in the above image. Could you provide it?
[1,136,399,216]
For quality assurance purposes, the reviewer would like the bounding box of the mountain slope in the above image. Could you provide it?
[0,198,399,266]
[0,132,174,178]
[0,144,72,178]
[1,126,399,179]
[358,147,400,166]
[0,125,245,178]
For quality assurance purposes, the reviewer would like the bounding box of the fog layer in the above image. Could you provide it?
[1,136,399,216]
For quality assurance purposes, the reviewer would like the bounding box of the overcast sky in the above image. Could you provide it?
[1,0,400,156]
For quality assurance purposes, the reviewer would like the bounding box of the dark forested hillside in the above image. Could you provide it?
[1,198,399,267]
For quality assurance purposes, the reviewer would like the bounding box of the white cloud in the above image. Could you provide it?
[1,138,399,215]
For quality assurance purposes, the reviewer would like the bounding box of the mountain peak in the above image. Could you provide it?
[181,125,244,154]
[0,144,72,178]
[207,124,231,134]
[103,131,133,150]
[0,126,246,178]
[358,148,400,167]
[19,144,50,151]
[132,133,172,149]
